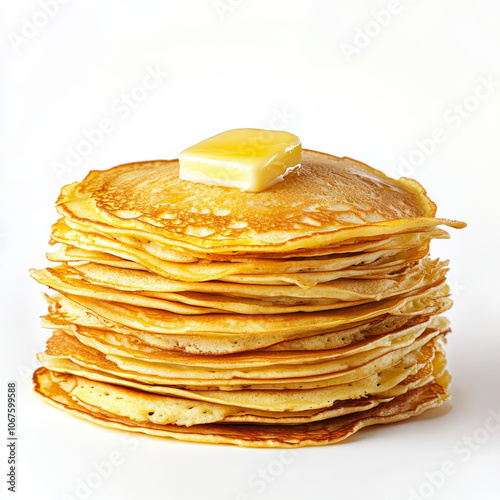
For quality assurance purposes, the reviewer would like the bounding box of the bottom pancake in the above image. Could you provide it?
[33,367,449,448]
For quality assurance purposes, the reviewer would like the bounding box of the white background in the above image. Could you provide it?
[1,1,499,499]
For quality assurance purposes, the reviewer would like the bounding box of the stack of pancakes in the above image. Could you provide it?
[31,150,465,447]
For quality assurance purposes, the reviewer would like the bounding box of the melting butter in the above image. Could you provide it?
[179,128,301,192]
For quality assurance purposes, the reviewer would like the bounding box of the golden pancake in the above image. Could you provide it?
[48,227,450,263]
[39,333,441,413]
[56,150,464,253]
[41,350,437,425]
[48,220,433,284]
[63,316,443,368]
[33,367,450,447]
[38,343,438,417]
[60,216,450,262]
[39,328,442,390]
[30,259,446,314]
[41,284,451,355]
[48,243,422,287]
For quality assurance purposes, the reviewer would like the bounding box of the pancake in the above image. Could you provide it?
[34,367,450,447]
[48,220,433,284]
[55,150,464,253]
[38,347,438,424]
[59,215,450,263]
[41,284,451,355]
[48,226,450,263]
[47,243,422,287]
[61,316,444,367]
[38,327,443,390]
[38,329,442,410]
[41,259,432,298]
[38,350,439,424]
[30,258,446,315]
[46,278,448,337]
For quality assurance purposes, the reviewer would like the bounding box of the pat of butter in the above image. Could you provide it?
[179,128,301,192]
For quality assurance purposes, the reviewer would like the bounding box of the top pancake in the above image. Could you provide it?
[56,150,465,253]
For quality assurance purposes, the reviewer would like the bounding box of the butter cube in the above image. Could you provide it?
[179,128,301,192]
